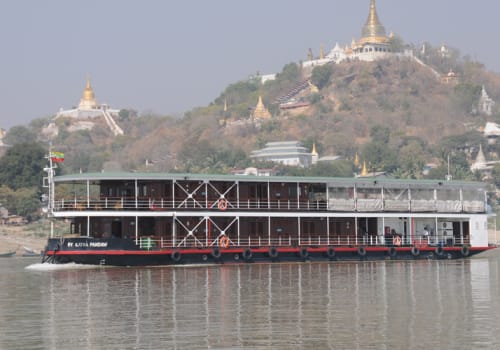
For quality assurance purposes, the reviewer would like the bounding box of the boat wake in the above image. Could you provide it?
[25,262,106,271]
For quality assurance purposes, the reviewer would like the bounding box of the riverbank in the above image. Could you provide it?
[0,223,49,255]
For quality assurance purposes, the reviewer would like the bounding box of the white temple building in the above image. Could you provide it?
[55,78,124,136]
[483,122,500,144]
[251,141,313,168]
[477,86,495,116]
[303,0,397,68]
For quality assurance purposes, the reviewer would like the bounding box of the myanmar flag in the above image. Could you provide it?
[51,151,65,163]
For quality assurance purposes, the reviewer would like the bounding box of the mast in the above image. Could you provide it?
[44,149,56,238]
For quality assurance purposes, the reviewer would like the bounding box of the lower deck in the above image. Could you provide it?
[43,237,486,266]
[68,214,476,249]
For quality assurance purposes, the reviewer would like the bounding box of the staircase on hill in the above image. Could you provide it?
[102,110,124,136]
[274,80,311,106]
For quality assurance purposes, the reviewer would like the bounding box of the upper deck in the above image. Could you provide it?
[51,172,487,214]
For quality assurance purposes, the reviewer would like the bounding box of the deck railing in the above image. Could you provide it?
[133,234,470,249]
[52,197,485,213]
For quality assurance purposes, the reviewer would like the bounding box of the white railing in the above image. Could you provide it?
[132,234,470,249]
[53,197,485,214]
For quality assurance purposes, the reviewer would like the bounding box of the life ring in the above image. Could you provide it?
[393,236,402,246]
[299,247,309,259]
[411,246,420,257]
[435,246,444,256]
[219,235,230,248]
[242,248,252,260]
[460,245,470,257]
[211,247,221,259]
[357,246,366,257]
[388,247,397,257]
[218,199,228,211]
[171,250,181,262]
[326,247,336,259]
[268,247,279,259]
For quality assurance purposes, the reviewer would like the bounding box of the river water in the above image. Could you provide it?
[1,255,500,350]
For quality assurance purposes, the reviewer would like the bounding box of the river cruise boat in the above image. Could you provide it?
[42,168,493,266]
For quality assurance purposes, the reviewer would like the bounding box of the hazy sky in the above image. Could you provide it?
[0,0,498,129]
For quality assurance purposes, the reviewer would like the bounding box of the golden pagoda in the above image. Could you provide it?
[311,143,319,164]
[354,153,360,167]
[78,77,97,110]
[319,44,325,60]
[311,143,318,156]
[361,161,369,177]
[252,96,272,119]
[358,0,389,45]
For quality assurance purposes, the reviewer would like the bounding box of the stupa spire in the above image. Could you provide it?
[361,0,387,41]
[354,153,360,167]
[311,143,318,156]
[361,161,368,176]
[252,96,272,119]
[79,75,97,110]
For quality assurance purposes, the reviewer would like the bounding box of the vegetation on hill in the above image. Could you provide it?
[3,41,500,221]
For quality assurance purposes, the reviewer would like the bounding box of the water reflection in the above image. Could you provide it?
[1,258,500,349]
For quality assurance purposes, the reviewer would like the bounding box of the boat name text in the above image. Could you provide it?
[67,242,108,248]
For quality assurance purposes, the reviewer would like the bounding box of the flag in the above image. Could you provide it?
[51,151,64,163]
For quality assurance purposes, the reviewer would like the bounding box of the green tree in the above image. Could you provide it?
[278,62,301,82]
[362,126,398,172]
[311,64,333,89]
[492,164,500,188]
[309,160,354,177]
[0,142,47,190]
[388,34,405,53]
[397,140,426,179]
[0,185,40,222]
[3,126,37,145]
[14,187,41,221]
[454,83,481,114]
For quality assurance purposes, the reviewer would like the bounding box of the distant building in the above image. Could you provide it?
[251,141,313,167]
[231,167,278,177]
[470,144,500,174]
[477,86,495,116]
[0,128,7,147]
[484,122,500,144]
[55,77,124,136]
[441,68,459,85]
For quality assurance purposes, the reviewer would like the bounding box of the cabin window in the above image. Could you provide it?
[328,187,354,200]
[357,188,381,199]
[410,188,434,200]
[436,189,460,201]
[462,188,484,202]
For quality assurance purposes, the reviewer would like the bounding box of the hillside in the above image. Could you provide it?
[5,47,500,181]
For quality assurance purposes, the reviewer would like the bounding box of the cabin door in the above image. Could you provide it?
[112,221,122,238]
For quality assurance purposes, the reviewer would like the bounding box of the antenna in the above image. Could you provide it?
[445,154,452,181]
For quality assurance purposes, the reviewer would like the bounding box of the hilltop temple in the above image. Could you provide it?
[252,96,272,120]
[55,78,124,136]
[304,0,397,68]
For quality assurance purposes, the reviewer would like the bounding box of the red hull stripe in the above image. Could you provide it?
[46,246,493,256]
